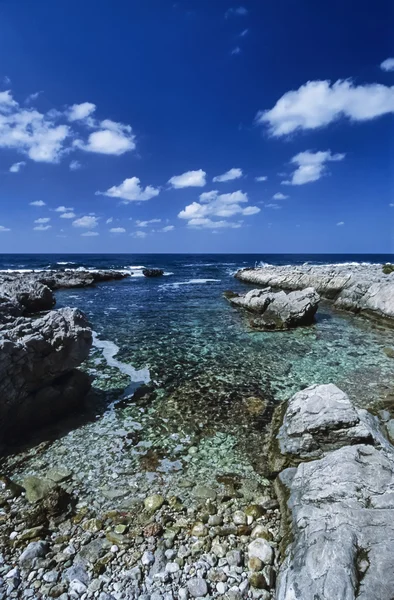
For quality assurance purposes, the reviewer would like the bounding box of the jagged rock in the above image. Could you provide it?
[274,383,394,600]
[143,269,164,277]
[236,263,394,321]
[0,279,54,322]
[225,287,319,330]
[0,307,92,442]
[19,541,49,567]
[277,383,389,462]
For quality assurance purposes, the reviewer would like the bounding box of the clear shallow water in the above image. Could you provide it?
[3,254,394,509]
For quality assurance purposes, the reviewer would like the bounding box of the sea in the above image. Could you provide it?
[3,253,394,509]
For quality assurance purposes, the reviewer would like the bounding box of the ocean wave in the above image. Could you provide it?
[92,332,150,385]
[57,261,76,265]
[160,278,221,289]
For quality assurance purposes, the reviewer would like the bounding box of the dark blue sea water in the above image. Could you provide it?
[5,254,394,507]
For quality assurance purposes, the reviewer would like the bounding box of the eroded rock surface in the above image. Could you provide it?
[0,308,92,442]
[236,263,394,321]
[225,287,319,330]
[275,383,394,600]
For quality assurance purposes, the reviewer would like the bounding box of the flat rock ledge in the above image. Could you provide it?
[273,383,394,600]
[225,287,319,330]
[236,263,394,321]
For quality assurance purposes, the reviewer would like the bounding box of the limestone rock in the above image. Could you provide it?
[277,384,389,461]
[235,263,394,321]
[0,307,92,441]
[225,287,319,330]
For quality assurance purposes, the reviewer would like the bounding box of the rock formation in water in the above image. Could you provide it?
[236,263,394,321]
[224,287,320,330]
[143,268,164,277]
[272,383,394,600]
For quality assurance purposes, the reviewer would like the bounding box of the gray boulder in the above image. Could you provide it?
[0,307,92,441]
[274,383,394,600]
[0,279,54,322]
[225,287,319,330]
[236,263,394,321]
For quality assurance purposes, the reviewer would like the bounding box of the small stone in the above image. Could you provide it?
[192,485,217,500]
[69,579,88,595]
[208,514,223,526]
[46,467,72,483]
[22,476,56,503]
[144,494,165,512]
[226,549,243,566]
[165,562,180,573]
[110,545,119,553]
[245,505,265,519]
[212,542,228,557]
[249,573,267,589]
[142,550,155,566]
[248,557,263,571]
[101,487,128,500]
[114,524,128,534]
[178,588,188,600]
[248,539,274,565]
[19,526,46,541]
[191,522,207,537]
[251,524,273,541]
[43,570,59,583]
[82,518,103,533]
[232,511,246,525]
[216,581,228,594]
[187,576,208,597]
[19,541,48,567]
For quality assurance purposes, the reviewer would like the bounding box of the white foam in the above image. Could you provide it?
[92,332,150,385]
[160,278,220,289]
[57,261,76,265]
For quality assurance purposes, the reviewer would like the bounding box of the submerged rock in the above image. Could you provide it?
[225,287,319,330]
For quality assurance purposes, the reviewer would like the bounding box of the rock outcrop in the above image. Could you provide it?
[143,269,164,277]
[236,263,394,321]
[225,287,319,330]
[0,308,92,443]
[273,383,394,600]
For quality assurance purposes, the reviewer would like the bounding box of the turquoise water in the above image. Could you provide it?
[4,254,394,509]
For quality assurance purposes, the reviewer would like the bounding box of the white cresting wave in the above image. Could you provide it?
[160,278,221,289]
[92,332,150,385]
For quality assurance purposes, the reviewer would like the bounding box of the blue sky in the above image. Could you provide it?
[0,0,393,253]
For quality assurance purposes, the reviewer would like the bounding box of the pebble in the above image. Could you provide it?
[248,539,274,565]
[142,551,155,566]
[187,576,208,597]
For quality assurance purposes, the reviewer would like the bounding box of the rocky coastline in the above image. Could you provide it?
[1,265,394,599]
[235,263,394,322]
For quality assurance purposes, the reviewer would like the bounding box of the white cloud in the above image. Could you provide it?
[66,102,96,122]
[33,224,51,231]
[9,161,26,173]
[255,175,267,182]
[25,91,42,104]
[187,218,242,229]
[257,79,394,136]
[161,225,174,232]
[110,227,126,233]
[131,230,147,238]
[29,200,46,207]
[97,177,160,202]
[282,150,345,185]
[60,212,76,219]
[168,169,206,189]
[240,28,249,36]
[69,160,81,171]
[213,168,243,182]
[74,119,135,155]
[106,217,113,224]
[55,206,73,212]
[273,192,289,200]
[178,189,260,228]
[225,6,248,18]
[34,217,50,224]
[0,225,10,232]
[81,231,99,237]
[389,203,394,207]
[264,203,281,210]
[72,215,99,229]
[231,47,241,56]
[0,91,69,162]
[337,221,345,226]
[136,219,161,227]
[381,58,394,72]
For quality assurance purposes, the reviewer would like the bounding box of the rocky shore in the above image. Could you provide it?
[235,263,394,321]
[271,383,394,600]
[0,270,129,443]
